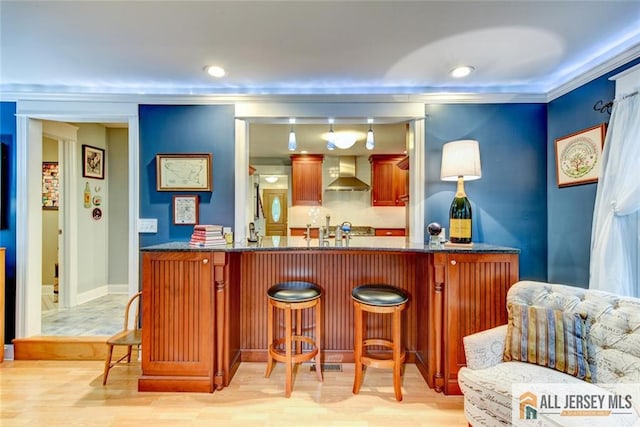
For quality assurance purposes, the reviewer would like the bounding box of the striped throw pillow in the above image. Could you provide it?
[504,303,591,381]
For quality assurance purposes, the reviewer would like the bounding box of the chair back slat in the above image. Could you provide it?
[123,292,142,331]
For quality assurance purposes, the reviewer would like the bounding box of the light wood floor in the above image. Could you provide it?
[0,360,467,426]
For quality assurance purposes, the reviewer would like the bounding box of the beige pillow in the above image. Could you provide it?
[504,303,591,381]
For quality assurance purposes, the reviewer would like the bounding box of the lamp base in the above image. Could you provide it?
[444,241,474,248]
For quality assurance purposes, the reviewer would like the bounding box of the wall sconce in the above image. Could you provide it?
[288,118,296,151]
[440,139,481,244]
[365,118,375,150]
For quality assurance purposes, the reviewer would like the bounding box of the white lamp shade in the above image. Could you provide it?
[440,139,482,181]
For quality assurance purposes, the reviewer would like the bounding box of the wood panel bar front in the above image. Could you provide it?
[140,243,519,395]
[239,251,420,363]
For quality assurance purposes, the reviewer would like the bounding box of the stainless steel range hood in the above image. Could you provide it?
[326,156,370,191]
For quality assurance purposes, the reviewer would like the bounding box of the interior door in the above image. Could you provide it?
[263,189,287,236]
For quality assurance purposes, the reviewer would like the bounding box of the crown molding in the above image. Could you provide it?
[546,42,640,102]
[0,90,548,105]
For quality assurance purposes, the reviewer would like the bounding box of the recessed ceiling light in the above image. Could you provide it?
[205,65,226,78]
[450,65,475,78]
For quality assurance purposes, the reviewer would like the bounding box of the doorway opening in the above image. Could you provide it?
[38,121,130,336]
[14,100,140,341]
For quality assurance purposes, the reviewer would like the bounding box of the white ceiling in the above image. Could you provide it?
[2,1,640,100]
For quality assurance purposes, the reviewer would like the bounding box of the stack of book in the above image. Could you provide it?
[189,224,227,247]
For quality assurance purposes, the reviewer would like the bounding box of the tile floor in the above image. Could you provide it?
[41,293,128,336]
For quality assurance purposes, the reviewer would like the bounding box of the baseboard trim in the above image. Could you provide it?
[108,283,129,294]
[76,286,109,305]
[3,344,14,361]
[12,336,138,361]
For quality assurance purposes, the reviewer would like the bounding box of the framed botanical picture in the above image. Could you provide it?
[42,162,59,210]
[555,123,606,187]
[173,194,199,225]
[156,153,212,191]
[82,144,105,179]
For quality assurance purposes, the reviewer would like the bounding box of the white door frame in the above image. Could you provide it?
[15,100,139,338]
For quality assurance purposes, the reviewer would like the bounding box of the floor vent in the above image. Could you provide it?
[310,363,342,372]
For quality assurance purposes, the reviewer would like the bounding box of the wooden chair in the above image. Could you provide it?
[102,291,142,385]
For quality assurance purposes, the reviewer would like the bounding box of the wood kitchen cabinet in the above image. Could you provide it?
[139,251,240,392]
[369,154,408,206]
[291,154,323,206]
[418,251,519,395]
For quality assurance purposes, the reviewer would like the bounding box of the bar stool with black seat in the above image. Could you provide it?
[265,281,323,397]
[352,284,409,401]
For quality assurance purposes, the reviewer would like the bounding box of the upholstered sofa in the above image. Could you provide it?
[458,280,640,426]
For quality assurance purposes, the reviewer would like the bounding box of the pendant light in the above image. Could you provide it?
[288,118,296,151]
[365,118,375,150]
[327,118,336,151]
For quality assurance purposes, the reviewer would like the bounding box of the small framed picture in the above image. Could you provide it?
[82,144,105,179]
[555,123,606,187]
[156,153,212,191]
[173,194,199,225]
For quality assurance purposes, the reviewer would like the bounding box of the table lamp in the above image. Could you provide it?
[440,139,481,244]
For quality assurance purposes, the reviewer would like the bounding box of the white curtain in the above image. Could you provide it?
[589,90,640,296]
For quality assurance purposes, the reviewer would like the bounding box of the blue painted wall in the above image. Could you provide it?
[0,101,17,341]
[547,57,640,287]
[138,105,236,247]
[425,103,548,281]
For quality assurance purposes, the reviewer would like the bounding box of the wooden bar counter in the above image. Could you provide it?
[139,237,518,395]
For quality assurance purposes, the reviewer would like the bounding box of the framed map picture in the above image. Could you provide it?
[156,153,212,191]
[555,123,606,187]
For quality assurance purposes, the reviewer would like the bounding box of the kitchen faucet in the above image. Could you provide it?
[304,223,312,247]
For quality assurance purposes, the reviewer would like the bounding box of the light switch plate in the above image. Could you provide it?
[138,218,158,233]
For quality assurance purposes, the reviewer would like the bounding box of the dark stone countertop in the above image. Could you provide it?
[141,236,519,254]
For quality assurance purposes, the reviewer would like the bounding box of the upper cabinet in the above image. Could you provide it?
[369,155,408,206]
[291,154,324,206]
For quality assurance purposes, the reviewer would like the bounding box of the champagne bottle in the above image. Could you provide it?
[449,178,472,243]
[84,182,91,208]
